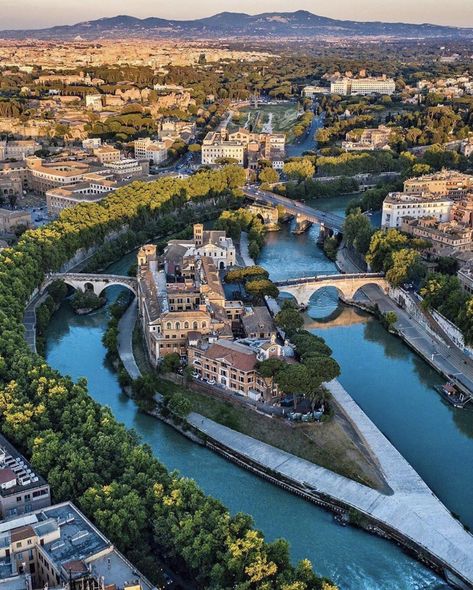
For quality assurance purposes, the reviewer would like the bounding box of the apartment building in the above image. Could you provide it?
[0,434,50,520]
[0,502,154,590]
[381,192,453,228]
[188,338,284,401]
[0,140,39,162]
[401,218,473,256]
[133,139,167,165]
[93,145,121,164]
[82,138,102,151]
[201,132,245,166]
[330,76,396,96]
[342,125,392,152]
[404,171,473,200]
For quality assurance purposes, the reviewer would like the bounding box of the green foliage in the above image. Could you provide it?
[245,278,279,301]
[259,167,279,184]
[225,265,269,283]
[275,308,304,335]
[283,159,315,181]
[167,393,192,418]
[70,289,104,312]
[215,208,267,261]
[385,248,424,288]
[343,209,374,256]
[160,352,181,374]
[276,176,359,201]
[323,236,339,262]
[317,151,404,177]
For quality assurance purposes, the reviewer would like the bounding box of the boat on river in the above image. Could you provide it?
[434,381,471,408]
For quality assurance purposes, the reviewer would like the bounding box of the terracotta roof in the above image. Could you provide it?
[204,340,256,372]
[11,525,35,543]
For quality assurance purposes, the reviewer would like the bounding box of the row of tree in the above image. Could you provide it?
[0,166,335,589]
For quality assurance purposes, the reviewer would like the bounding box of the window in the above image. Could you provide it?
[16,496,22,503]
[166,322,172,330]
[184,322,189,329]
[175,322,180,330]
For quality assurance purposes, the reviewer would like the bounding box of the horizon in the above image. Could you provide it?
[1,1,472,30]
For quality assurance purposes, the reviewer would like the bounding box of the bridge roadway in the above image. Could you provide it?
[244,186,345,232]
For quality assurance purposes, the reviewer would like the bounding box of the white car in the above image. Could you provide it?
[207,378,216,385]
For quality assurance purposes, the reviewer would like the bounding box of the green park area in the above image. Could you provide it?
[230,102,301,139]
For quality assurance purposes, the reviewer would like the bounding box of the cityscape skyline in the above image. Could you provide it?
[0,0,472,29]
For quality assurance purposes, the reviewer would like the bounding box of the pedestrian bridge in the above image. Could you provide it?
[44,273,137,296]
[274,273,388,305]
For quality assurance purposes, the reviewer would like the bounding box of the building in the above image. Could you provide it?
[0,209,31,233]
[82,138,101,151]
[0,434,50,519]
[26,158,97,196]
[330,76,396,96]
[404,171,473,200]
[401,217,473,256]
[0,141,39,162]
[105,159,149,179]
[381,192,453,228]
[461,138,473,158]
[0,502,154,590]
[342,125,392,152]
[165,224,236,273]
[302,85,330,98]
[46,176,118,216]
[188,338,284,400]
[133,139,167,165]
[201,132,245,166]
[93,145,121,164]
[241,306,277,340]
[137,237,240,366]
[202,129,285,169]
[0,176,22,200]
[85,94,103,111]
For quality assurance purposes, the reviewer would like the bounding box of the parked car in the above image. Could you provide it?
[192,371,200,379]
[207,378,216,385]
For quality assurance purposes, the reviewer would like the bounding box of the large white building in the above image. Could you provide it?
[381,192,453,229]
[134,138,168,165]
[201,132,245,166]
[331,77,396,96]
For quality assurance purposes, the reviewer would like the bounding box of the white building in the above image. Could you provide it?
[302,85,330,98]
[134,138,168,165]
[82,137,102,151]
[0,140,39,161]
[331,77,396,96]
[381,192,453,229]
[201,132,245,166]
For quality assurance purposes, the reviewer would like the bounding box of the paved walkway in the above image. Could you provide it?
[117,300,141,380]
[239,232,254,266]
[337,245,473,396]
[188,380,473,588]
[23,291,48,352]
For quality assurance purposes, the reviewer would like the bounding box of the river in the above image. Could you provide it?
[45,196,462,589]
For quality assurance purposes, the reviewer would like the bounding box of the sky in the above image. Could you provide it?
[0,0,472,29]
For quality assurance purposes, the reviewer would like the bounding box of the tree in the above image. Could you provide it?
[275,307,304,335]
[160,352,181,374]
[245,279,279,301]
[385,248,423,287]
[188,143,201,153]
[302,355,340,411]
[283,159,315,181]
[167,393,192,418]
[259,167,279,184]
[343,209,374,255]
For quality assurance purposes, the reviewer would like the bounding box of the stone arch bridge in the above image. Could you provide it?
[44,273,137,297]
[274,273,388,306]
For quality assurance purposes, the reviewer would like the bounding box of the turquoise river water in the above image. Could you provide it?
[44,195,473,589]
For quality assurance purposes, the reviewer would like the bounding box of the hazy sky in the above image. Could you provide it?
[0,0,472,29]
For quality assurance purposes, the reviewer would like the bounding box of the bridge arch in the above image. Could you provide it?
[275,274,388,307]
[45,274,138,298]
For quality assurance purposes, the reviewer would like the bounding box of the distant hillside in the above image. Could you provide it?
[1,10,472,40]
